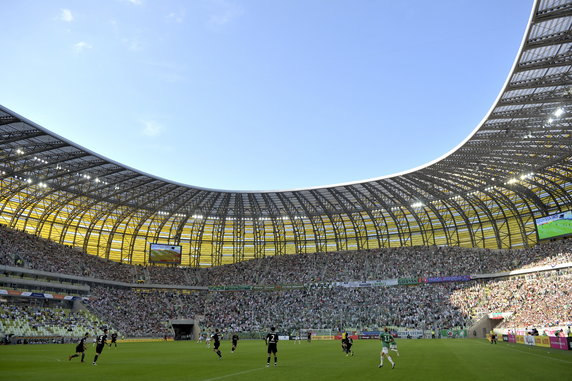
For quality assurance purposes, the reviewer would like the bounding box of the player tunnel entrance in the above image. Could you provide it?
[170,319,199,341]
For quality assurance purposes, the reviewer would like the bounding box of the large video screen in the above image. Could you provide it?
[149,243,182,264]
[535,210,572,241]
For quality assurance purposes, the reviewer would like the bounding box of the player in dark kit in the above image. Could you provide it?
[490,330,497,344]
[345,336,354,356]
[92,328,108,365]
[68,333,89,362]
[231,333,239,353]
[212,329,223,359]
[109,332,118,348]
[266,327,279,367]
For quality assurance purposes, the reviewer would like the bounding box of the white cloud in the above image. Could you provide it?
[122,38,143,52]
[166,11,185,24]
[125,0,143,5]
[141,120,164,137]
[60,9,74,22]
[73,41,92,53]
[207,0,244,27]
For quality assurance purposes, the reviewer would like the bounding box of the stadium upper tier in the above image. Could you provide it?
[1,0,572,266]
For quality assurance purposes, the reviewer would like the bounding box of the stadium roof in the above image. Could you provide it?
[1,0,571,266]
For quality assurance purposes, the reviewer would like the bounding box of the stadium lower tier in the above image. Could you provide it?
[1,267,570,340]
[0,299,115,343]
[79,270,571,337]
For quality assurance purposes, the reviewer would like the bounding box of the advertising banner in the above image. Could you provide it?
[516,335,525,344]
[0,290,84,300]
[209,285,259,291]
[281,284,304,290]
[372,279,398,287]
[336,281,359,288]
[426,275,471,283]
[358,335,379,340]
[439,329,467,338]
[360,331,380,339]
[334,335,359,340]
[488,312,513,320]
[549,336,569,350]
[306,282,333,289]
[252,285,277,291]
[535,336,551,348]
[335,279,398,288]
[524,335,535,346]
[227,285,252,291]
[313,335,334,340]
[396,329,424,339]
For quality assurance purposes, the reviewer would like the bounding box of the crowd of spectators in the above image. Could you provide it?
[449,270,572,329]
[84,270,571,337]
[140,239,572,286]
[84,286,206,337]
[0,302,105,338]
[1,224,572,337]
[78,282,472,336]
[202,282,472,334]
[3,223,572,288]
[0,224,137,283]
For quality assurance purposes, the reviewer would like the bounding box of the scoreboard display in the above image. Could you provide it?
[149,243,182,264]
[535,210,572,241]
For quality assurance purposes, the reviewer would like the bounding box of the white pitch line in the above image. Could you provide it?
[200,367,265,381]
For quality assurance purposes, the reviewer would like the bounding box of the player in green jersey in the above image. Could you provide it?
[390,336,400,357]
[379,328,396,369]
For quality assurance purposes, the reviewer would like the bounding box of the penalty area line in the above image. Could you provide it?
[200,367,265,381]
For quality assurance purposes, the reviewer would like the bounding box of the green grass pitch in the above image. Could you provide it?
[1,339,571,380]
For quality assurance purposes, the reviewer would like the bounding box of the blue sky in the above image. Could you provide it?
[0,0,532,191]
